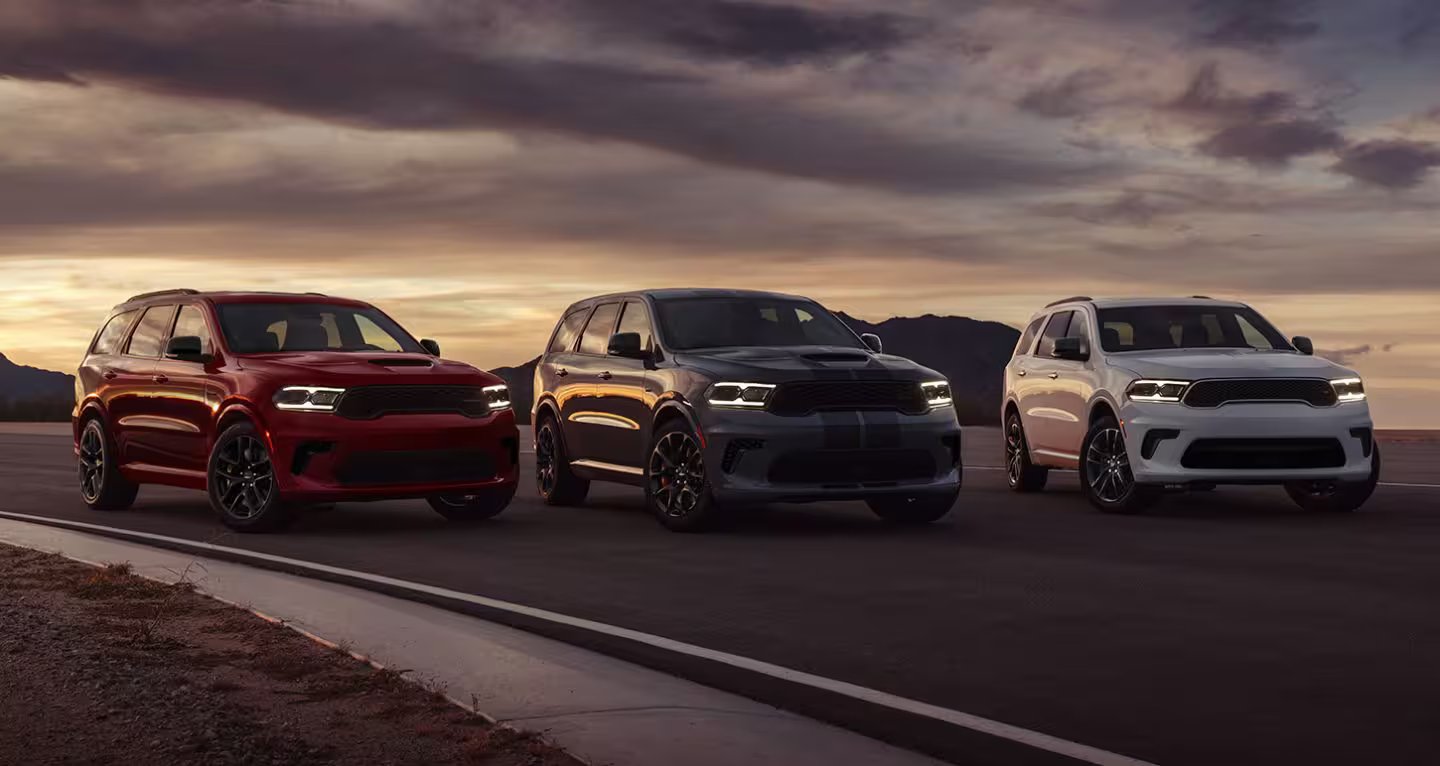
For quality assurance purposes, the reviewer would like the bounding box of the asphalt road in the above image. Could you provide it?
[3,426,1439,766]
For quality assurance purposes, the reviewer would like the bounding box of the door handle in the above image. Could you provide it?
[598,371,613,381]
[153,374,169,384]
[102,370,119,380]
[1048,372,1059,379]
[556,368,569,377]
[1017,370,1027,377]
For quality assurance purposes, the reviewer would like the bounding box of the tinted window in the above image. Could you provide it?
[1096,305,1291,352]
[1014,316,1045,357]
[1035,311,1073,357]
[1066,311,1090,342]
[91,310,138,356]
[549,309,590,354]
[655,297,862,350]
[616,302,653,351]
[216,303,424,354]
[171,305,214,355]
[125,305,176,358]
[578,303,620,355]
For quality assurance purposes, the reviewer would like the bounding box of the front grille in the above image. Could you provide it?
[335,386,489,420]
[335,449,495,486]
[1183,379,1337,408]
[767,449,936,485]
[1180,439,1346,470]
[768,380,928,416]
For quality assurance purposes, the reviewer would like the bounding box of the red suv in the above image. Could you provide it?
[74,290,518,531]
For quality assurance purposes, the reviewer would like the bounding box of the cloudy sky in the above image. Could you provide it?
[1,0,1437,425]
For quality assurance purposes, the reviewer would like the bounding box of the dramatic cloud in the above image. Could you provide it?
[1018,68,1114,119]
[1332,140,1440,189]
[1169,64,1298,125]
[1199,119,1345,167]
[1194,0,1321,50]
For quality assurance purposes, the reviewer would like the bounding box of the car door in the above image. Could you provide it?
[112,304,176,467]
[564,302,622,462]
[585,300,653,466]
[1019,310,1076,459]
[148,303,223,475]
[1048,309,1100,456]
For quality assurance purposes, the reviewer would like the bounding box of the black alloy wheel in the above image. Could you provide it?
[78,418,138,511]
[646,422,721,532]
[209,423,293,532]
[1081,416,1158,514]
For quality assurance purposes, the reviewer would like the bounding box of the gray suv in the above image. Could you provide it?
[532,289,963,531]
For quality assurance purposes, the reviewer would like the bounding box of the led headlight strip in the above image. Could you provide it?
[1126,379,1191,403]
[921,380,953,408]
[273,386,346,412]
[1331,377,1365,403]
[482,384,512,410]
[707,382,776,409]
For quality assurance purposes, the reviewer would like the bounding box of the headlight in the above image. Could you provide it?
[707,382,775,409]
[273,386,346,412]
[1331,377,1365,403]
[920,380,953,409]
[482,384,511,410]
[1126,379,1191,403]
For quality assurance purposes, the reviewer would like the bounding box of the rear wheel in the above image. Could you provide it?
[1004,412,1048,492]
[428,485,515,522]
[1082,416,1159,514]
[866,490,958,524]
[208,422,294,533]
[78,418,139,511]
[646,420,722,532]
[535,415,588,506]
[1285,447,1380,513]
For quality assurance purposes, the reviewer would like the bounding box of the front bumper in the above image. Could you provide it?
[261,408,520,503]
[1120,400,1374,485]
[700,406,962,503]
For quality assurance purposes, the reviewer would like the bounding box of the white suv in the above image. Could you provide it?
[1002,297,1379,514]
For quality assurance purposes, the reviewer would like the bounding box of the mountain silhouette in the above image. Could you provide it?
[0,353,75,421]
[489,314,1020,425]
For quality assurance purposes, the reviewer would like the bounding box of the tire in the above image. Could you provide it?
[867,490,958,524]
[78,417,139,511]
[1285,446,1381,513]
[535,415,589,506]
[1081,416,1159,514]
[1004,412,1049,492]
[428,485,516,522]
[208,422,295,533]
[646,419,723,532]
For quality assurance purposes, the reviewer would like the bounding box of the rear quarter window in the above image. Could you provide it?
[1014,316,1045,357]
[548,308,590,354]
[91,310,139,355]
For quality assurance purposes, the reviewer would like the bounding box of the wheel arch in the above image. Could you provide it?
[1088,396,1120,427]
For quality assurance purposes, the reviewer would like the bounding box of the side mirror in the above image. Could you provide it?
[860,333,883,354]
[607,332,645,358]
[1292,336,1313,356]
[1052,336,1090,361]
[420,339,441,356]
[165,336,210,363]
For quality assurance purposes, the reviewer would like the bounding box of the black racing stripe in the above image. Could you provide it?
[862,410,902,449]
[820,410,863,450]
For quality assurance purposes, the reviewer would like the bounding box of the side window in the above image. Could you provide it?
[548,309,590,354]
[1014,316,1045,357]
[578,303,620,355]
[1034,311,1073,358]
[125,305,177,358]
[1065,312,1091,344]
[170,305,214,355]
[91,310,139,356]
[616,302,653,351]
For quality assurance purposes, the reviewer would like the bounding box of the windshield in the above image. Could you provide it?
[216,302,425,354]
[1096,305,1293,353]
[655,297,863,350]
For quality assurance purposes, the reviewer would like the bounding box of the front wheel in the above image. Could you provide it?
[1285,447,1380,513]
[208,423,295,533]
[428,485,516,522]
[646,421,723,532]
[866,490,958,524]
[1081,416,1159,514]
[78,418,139,511]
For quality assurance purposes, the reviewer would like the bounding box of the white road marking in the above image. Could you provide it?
[0,511,1159,766]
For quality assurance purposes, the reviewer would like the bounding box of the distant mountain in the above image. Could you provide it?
[0,353,75,421]
[489,314,1020,426]
[837,313,1020,425]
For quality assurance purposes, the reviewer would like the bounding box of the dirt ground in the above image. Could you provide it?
[0,543,584,766]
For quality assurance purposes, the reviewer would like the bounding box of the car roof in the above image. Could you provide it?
[113,290,372,311]
[1038,296,1250,314]
[564,287,811,312]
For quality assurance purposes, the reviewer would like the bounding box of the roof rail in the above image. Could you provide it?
[126,288,200,302]
[1191,295,1212,299]
[1044,296,1093,308]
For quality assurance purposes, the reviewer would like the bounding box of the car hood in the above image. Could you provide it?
[1109,349,1357,380]
[238,352,501,387]
[672,346,942,382]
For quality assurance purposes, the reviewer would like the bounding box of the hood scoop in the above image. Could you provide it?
[802,353,870,363]
[367,358,434,368]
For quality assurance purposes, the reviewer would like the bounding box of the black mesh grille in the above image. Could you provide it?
[1183,379,1337,408]
[335,449,495,486]
[335,386,489,420]
[767,449,936,485]
[769,380,928,416]
[1181,439,1346,470]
